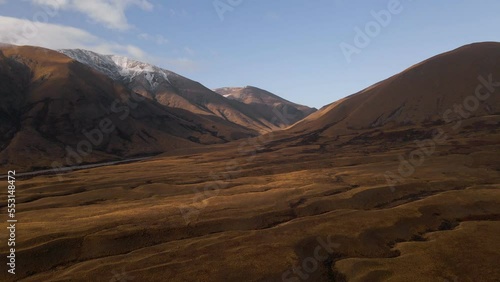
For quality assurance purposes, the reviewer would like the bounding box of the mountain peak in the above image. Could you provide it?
[59,48,175,89]
[214,86,317,126]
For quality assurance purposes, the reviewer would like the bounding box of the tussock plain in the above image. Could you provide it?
[1,122,499,281]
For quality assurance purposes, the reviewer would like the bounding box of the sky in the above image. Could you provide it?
[1,0,500,108]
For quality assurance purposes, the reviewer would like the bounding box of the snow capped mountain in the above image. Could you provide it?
[58,48,281,132]
[59,49,173,90]
[0,45,265,170]
[58,49,120,79]
[109,55,173,87]
[58,48,316,132]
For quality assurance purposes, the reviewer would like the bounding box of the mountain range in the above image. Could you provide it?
[2,43,499,172]
[59,49,316,133]
[0,45,315,170]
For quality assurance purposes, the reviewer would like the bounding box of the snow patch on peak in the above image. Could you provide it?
[109,55,172,87]
[59,49,174,89]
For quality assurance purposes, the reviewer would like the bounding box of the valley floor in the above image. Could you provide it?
[1,127,499,282]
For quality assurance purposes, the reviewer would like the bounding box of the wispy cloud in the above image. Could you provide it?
[138,33,168,45]
[0,16,147,59]
[30,0,154,31]
[184,47,195,56]
[0,16,201,73]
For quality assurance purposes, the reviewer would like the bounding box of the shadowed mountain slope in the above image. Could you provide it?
[0,45,259,170]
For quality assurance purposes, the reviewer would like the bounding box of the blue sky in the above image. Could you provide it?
[1,0,500,108]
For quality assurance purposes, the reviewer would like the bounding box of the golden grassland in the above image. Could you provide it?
[1,123,499,281]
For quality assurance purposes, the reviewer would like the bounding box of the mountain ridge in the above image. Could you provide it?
[59,48,316,133]
[0,44,317,171]
[288,42,500,139]
[0,45,259,170]
[214,86,317,128]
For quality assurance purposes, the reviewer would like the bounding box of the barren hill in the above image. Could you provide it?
[215,86,316,128]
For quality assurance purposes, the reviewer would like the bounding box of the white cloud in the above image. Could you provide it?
[30,0,153,30]
[0,16,147,59]
[0,16,201,73]
[138,33,168,45]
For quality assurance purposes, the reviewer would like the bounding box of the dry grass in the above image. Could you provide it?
[0,124,499,281]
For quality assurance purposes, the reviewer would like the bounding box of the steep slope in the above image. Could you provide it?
[289,42,500,140]
[214,86,316,128]
[0,45,257,171]
[59,49,291,133]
